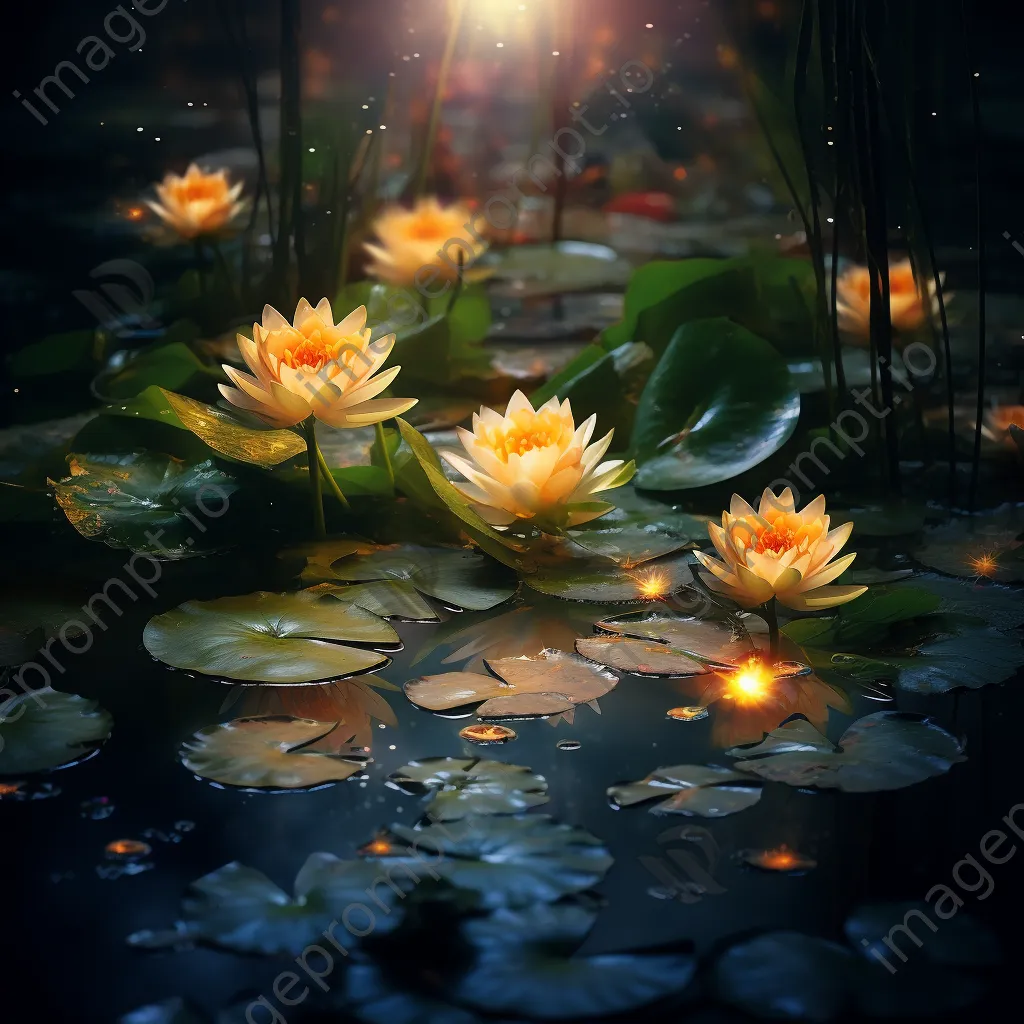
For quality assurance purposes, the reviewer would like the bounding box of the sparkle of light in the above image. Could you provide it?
[969,552,999,577]
[634,569,669,599]
[724,656,773,704]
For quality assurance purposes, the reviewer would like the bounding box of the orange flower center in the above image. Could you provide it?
[754,525,796,554]
[173,177,226,204]
[406,213,447,241]
[486,411,566,463]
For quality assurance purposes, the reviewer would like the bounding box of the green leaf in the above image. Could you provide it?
[0,688,113,776]
[386,757,549,820]
[179,716,367,790]
[160,388,307,467]
[330,465,393,497]
[891,630,1024,694]
[50,452,239,558]
[143,591,399,683]
[524,552,693,602]
[312,580,440,621]
[10,329,97,378]
[488,242,631,299]
[93,343,221,401]
[530,344,607,407]
[631,318,800,490]
[608,764,763,817]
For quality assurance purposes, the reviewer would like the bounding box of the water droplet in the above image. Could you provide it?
[80,796,115,819]
[667,706,709,722]
[556,739,581,751]
[460,723,517,745]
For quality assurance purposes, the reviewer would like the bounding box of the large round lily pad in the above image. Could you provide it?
[524,553,694,602]
[179,716,368,791]
[729,712,966,792]
[50,452,238,559]
[0,687,113,776]
[144,591,400,684]
[608,764,762,817]
[631,318,800,490]
[329,545,517,611]
[373,814,613,908]
[311,580,440,621]
[386,757,548,820]
[594,611,761,666]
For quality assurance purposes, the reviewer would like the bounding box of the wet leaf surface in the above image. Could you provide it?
[914,504,1024,582]
[609,763,762,817]
[374,814,613,908]
[595,610,761,665]
[893,630,1024,694]
[386,757,548,820]
[575,634,708,675]
[144,591,399,683]
[729,712,966,792]
[311,580,441,621]
[524,553,694,602]
[179,716,367,790]
[0,687,113,776]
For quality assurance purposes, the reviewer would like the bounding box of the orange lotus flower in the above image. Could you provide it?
[694,488,866,611]
[219,298,416,429]
[439,391,634,529]
[835,258,947,340]
[364,197,487,288]
[981,405,1024,447]
[146,163,246,240]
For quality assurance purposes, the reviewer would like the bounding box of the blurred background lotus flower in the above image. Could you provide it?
[219,298,416,429]
[145,163,246,240]
[439,391,635,530]
[834,258,947,341]
[980,405,1024,448]
[694,488,866,612]
[364,197,488,288]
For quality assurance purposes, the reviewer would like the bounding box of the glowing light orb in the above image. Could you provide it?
[633,569,670,599]
[105,839,152,860]
[363,837,393,856]
[724,656,773,704]
[968,552,999,578]
[740,844,817,873]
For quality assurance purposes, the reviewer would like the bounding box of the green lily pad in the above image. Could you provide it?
[631,318,800,490]
[564,501,706,565]
[160,388,307,467]
[487,242,632,298]
[386,757,548,820]
[831,502,929,537]
[729,712,966,792]
[373,814,613,908]
[891,630,1024,694]
[0,687,113,776]
[912,573,1024,630]
[143,591,399,684]
[179,716,368,790]
[914,505,1024,583]
[455,902,697,1020]
[524,553,693,602]
[93,343,220,402]
[309,581,440,622]
[608,764,763,817]
[128,855,414,955]
[50,452,239,559]
[595,611,761,665]
[329,545,517,611]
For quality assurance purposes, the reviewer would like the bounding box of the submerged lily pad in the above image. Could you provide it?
[50,452,238,559]
[129,855,413,955]
[386,757,548,820]
[729,712,966,792]
[144,592,399,684]
[179,716,368,791]
[329,545,517,611]
[0,687,113,776]
[373,815,613,908]
[524,553,693,602]
[455,902,697,1020]
[595,611,760,666]
[608,764,762,817]
[631,318,800,490]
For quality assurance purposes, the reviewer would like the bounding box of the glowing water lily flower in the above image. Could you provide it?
[365,197,488,288]
[218,298,416,429]
[835,258,947,341]
[145,163,246,240]
[439,391,634,529]
[694,488,866,611]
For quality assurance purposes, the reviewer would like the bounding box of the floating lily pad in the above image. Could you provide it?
[0,687,113,776]
[329,545,517,611]
[373,815,613,908]
[310,581,440,622]
[482,650,618,712]
[160,388,307,467]
[144,591,399,684]
[50,452,239,559]
[912,572,1024,630]
[608,764,762,817]
[476,693,576,718]
[455,902,697,1020]
[575,635,708,676]
[595,611,760,666]
[524,553,693,602]
[631,319,800,490]
[118,998,207,1024]
[891,630,1024,694]
[729,713,965,792]
[129,855,414,955]
[386,757,548,820]
[832,502,929,537]
[179,716,368,791]
[486,241,632,298]
[283,537,378,586]
[341,965,482,1024]
[914,505,1024,583]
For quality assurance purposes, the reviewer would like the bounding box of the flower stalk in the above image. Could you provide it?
[316,445,350,510]
[375,421,394,489]
[302,417,327,539]
[761,599,781,662]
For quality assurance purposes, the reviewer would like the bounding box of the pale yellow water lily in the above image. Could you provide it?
[835,258,947,341]
[365,197,488,288]
[439,391,634,529]
[219,298,416,429]
[694,488,866,611]
[145,163,246,240]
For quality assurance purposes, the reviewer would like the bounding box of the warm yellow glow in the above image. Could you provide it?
[364,838,393,856]
[636,569,669,599]
[105,839,152,859]
[666,706,710,722]
[0,782,22,797]
[460,723,517,744]
[969,552,999,578]
[835,258,948,342]
[723,657,773,705]
[145,163,246,240]
[124,205,146,222]
[745,844,817,872]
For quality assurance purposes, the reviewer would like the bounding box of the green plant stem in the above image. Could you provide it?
[211,241,239,305]
[762,599,781,662]
[415,0,467,199]
[302,418,326,538]
[375,421,394,488]
[316,445,350,510]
